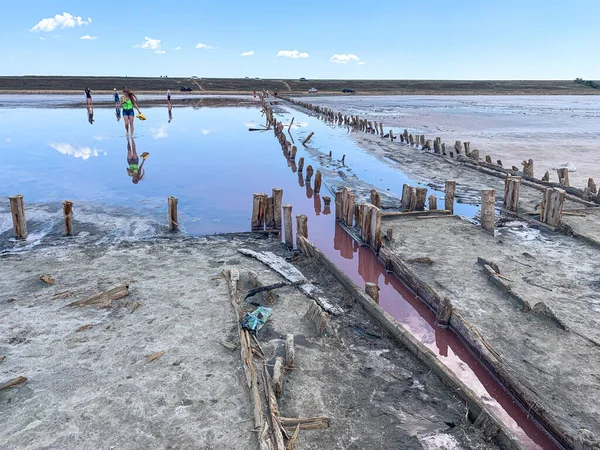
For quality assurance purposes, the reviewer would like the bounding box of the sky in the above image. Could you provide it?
[1,0,599,79]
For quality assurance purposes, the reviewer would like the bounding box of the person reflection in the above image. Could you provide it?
[115,105,121,122]
[86,104,94,124]
[126,137,147,184]
[168,104,173,123]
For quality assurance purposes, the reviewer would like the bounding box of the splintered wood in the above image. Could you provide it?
[66,284,129,308]
[540,187,566,227]
[306,300,328,336]
[503,176,521,213]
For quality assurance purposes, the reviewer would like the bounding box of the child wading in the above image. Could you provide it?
[121,88,142,137]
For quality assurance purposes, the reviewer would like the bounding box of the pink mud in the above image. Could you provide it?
[282,177,559,450]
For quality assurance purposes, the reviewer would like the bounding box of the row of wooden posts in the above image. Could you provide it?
[283,97,599,203]
[6,194,180,240]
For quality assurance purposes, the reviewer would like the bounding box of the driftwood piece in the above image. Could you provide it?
[287,424,300,450]
[285,334,295,369]
[263,366,286,450]
[238,249,343,315]
[0,376,27,390]
[40,275,55,285]
[279,416,329,431]
[273,357,285,397]
[66,284,129,308]
[243,281,303,301]
[302,132,314,145]
[76,324,93,332]
[306,300,328,336]
[146,350,166,363]
[477,257,500,274]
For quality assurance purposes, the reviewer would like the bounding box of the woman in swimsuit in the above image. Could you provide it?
[126,137,146,184]
[85,87,92,107]
[121,87,142,137]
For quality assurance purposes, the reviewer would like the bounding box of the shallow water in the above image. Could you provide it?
[0,95,558,448]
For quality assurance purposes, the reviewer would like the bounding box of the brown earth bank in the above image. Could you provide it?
[1,76,600,95]
[1,235,502,450]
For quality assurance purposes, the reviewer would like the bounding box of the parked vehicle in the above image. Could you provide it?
[299,77,308,82]
[308,87,318,94]
[180,86,192,92]
[342,88,355,93]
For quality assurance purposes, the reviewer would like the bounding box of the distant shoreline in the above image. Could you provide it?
[1,76,599,96]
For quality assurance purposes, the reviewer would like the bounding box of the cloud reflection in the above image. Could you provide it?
[50,143,103,160]
[151,125,168,139]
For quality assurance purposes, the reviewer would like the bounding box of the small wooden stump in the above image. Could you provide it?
[557,168,570,187]
[9,195,27,239]
[541,188,566,226]
[265,197,275,229]
[428,194,437,210]
[365,282,379,304]
[296,215,308,249]
[272,188,283,229]
[168,196,179,232]
[285,334,295,369]
[522,159,534,178]
[370,189,381,208]
[306,300,328,336]
[62,200,73,236]
[283,204,293,249]
[305,165,314,182]
[481,189,496,233]
[415,187,428,211]
[386,228,393,241]
[314,171,322,194]
[445,181,456,214]
[503,176,521,213]
[251,193,267,231]
[436,297,453,327]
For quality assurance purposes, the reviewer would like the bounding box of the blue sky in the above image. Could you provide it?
[2,0,599,79]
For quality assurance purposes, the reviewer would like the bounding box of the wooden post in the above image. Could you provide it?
[428,194,437,210]
[341,155,346,164]
[370,206,382,251]
[9,195,27,239]
[290,145,297,159]
[345,192,355,226]
[480,190,495,233]
[503,176,521,213]
[557,168,570,187]
[168,196,179,232]
[445,181,456,214]
[365,282,379,304]
[415,187,428,211]
[379,123,383,136]
[408,187,417,212]
[298,157,305,172]
[62,200,73,236]
[302,132,314,145]
[386,228,393,241]
[522,159,534,178]
[288,117,294,132]
[322,196,331,215]
[464,142,471,156]
[436,297,453,327]
[296,215,308,249]
[401,184,411,211]
[389,130,394,141]
[251,193,267,231]
[370,189,381,208]
[283,204,293,249]
[285,334,295,369]
[314,171,322,194]
[540,188,566,226]
[335,191,343,220]
[305,165,314,182]
[272,188,283,229]
[265,197,275,229]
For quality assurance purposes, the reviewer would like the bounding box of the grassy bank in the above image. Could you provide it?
[1,76,599,95]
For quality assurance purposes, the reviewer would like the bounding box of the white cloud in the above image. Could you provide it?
[134,37,161,50]
[196,43,213,49]
[50,143,100,160]
[151,125,168,139]
[40,37,45,41]
[357,61,366,65]
[5,138,12,143]
[241,50,254,56]
[174,46,182,50]
[155,50,166,54]
[80,35,97,40]
[277,50,309,59]
[31,13,91,32]
[330,54,360,64]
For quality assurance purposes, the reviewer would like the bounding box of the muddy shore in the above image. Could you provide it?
[1,235,501,449]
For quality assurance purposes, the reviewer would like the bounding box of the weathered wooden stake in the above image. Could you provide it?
[272,188,283,229]
[314,171,322,194]
[346,192,355,226]
[302,132,314,145]
[168,196,178,232]
[62,200,73,236]
[283,204,293,249]
[503,176,521,213]
[298,157,305,172]
[288,117,294,132]
[285,334,295,369]
[522,159,534,178]
[335,191,343,220]
[9,195,27,239]
[540,188,566,226]
[415,187,428,211]
[428,194,437,210]
[557,168,570,187]
[370,189,381,208]
[251,193,267,231]
[305,165,314,182]
[445,181,456,214]
[265,197,275,229]
[436,297,453,327]
[379,123,384,136]
[296,215,308,249]
[365,282,380,304]
[386,228,393,241]
[480,190,496,233]
[290,145,297,159]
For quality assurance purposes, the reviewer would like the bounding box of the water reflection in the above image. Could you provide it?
[126,138,147,184]
[86,104,94,124]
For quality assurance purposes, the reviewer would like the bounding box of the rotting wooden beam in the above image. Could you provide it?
[9,195,27,239]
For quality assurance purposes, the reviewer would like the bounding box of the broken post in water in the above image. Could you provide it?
[9,194,27,239]
[272,188,283,229]
[62,200,73,236]
[428,194,437,210]
[503,176,521,212]
[305,165,314,182]
[541,187,566,227]
[481,189,496,233]
[298,157,305,172]
[168,196,179,232]
[296,215,308,249]
[302,132,314,145]
[251,193,267,231]
[314,171,322,194]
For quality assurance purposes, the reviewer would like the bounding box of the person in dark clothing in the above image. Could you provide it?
[85,87,92,107]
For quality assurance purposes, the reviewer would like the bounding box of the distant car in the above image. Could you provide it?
[180,86,192,92]
[342,88,355,93]
[190,76,199,80]
[309,87,318,94]
[255,77,261,80]
[299,77,308,82]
